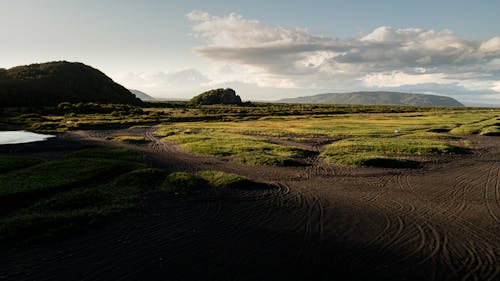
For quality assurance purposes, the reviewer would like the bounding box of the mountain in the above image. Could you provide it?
[0,61,142,107]
[277,91,464,107]
[129,89,156,101]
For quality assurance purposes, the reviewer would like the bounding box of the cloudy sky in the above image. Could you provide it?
[1,0,500,104]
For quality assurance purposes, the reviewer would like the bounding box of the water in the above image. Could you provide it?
[0,131,55,145]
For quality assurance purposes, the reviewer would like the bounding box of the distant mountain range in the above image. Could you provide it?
[277,91,464,107]
[0,61,142,107]
[129,89,156,101]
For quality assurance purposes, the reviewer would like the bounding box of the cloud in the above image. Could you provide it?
[493,81,500,92]
[117,68,210,99]
[187,11,500,102]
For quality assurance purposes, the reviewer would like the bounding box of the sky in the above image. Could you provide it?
[1,0,500,104]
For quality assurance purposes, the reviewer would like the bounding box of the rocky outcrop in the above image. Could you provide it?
[190,88,242,105]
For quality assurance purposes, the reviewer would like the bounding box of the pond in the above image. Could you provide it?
[0,131,55,145]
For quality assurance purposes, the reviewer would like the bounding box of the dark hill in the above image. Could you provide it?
[0,61,142,107]
[277,91,464,107]
[129,89,156,101]
[190,88,242,105]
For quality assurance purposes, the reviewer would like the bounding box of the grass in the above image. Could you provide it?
[68,147,140,160]
[325,138,460,155]
[450,117,499,135]
[398,131,458,140]
[29,168,165,213]
[159,129,311,166]
[323,152,418,168]
[197,170,254,189]
[152,109,499,167]
[162,172,208,195]
[0,148,165,247]
[113,135,149,144]
[322,137,461,167]
[162,170,257,195]
[0,209,105,245]
[0,158,141,202]
[0,154,45,174]
[480,125,500,136]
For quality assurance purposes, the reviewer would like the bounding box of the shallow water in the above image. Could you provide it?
[0,130,54,145]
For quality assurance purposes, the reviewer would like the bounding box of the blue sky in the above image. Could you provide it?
[1,0,500,103]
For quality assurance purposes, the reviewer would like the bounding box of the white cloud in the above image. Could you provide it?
[117,11,500,103]
[493,81,500,92]
[362,72,451,87]
[480,37,500,55]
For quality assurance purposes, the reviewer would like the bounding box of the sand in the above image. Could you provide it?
[1,127,499,281]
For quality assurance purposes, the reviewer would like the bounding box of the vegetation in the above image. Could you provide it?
[161,170,258,194]
[157,128,311,166]
[450,117,499,135]
[0,61,142,107]
[68,147,140,160]
[0,158,141,203]
[324,138,460,155]
[162,172,208,195]
[197,170,254,189]
[0,148,165,247]
[113,135,149,144]
[321,137,460,167]
[190,88,243,105]
[151,109,499,167]
[322,152,418,168]
[0,155,44,174]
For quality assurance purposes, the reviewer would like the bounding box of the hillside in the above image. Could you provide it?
[129,89,156,101]
[0,61,142,107]
[277,92,464,107]
[190,88,242,105]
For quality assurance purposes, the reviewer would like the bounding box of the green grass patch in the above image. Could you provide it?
[29,168,165,213]
[113,135,149,144]
[197,170,254,189]
[322,137,462,168]
[398,131,458,140]
[0,209,106,246]
[160,129,311,166]
[325,138,460,155]
[323,152,417,168]
[480,125,500,136]
[0,154,45,174]
[0,167,165,247]
[68,147,140,160]
[0,158,141,203]
[450,117,499,135]
[162,172,208,195]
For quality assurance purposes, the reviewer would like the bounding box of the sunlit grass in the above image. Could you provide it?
[321,137,461,167]
[324,138,460,155]
[480,125,500,136]
[197,170,254,189]
[323,152,418,168]
[450,117,499,135]
[159,129,311,166]
[113,135,148,144]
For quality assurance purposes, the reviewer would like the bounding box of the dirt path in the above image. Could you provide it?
[1,127,499,281]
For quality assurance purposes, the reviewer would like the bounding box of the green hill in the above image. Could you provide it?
[0,61,142,107]
[190,88,242,105]
[277,91,464,107]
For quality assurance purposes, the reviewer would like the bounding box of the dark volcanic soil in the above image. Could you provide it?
[1,127,499,281]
